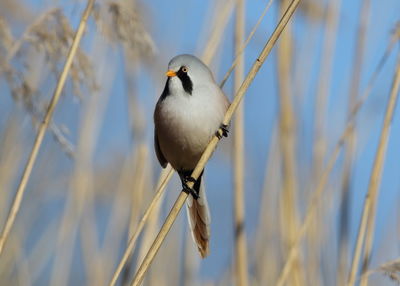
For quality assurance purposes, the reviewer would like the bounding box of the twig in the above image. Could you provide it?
[0,0,95,255]
[220,0,274,88]
[108,166,173,286]
[130,1,301,285]
[201,0,235,65]
[347,53,400,286]
[233,0,249,285]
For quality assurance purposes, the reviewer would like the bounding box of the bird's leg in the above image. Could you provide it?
[215,123,229,139]
[182,176,199,200]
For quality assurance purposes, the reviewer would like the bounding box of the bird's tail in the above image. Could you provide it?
[186,180,211,258]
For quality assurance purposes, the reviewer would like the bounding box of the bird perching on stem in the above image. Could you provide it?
[154,54,230,258]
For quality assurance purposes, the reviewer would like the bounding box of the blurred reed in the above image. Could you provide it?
[339,1,370,284]
[233,0,249,285]
[276,0,303,285]
[0,0,399,285]
[0,0,95,256]
[348,53,400,286]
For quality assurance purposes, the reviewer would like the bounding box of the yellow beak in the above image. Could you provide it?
[165,70,177,77]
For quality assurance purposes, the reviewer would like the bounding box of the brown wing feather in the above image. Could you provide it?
[154,130,167,168]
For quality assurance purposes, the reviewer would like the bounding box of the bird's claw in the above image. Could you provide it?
[182,176,199,200]
[182,183,199,200]
[216,124,229,139]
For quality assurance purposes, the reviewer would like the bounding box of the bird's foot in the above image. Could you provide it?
[182,176,199,200]
[215,124,229,139]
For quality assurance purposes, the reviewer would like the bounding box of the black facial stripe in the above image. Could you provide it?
[177,69,193,95]
[160,77,170,101]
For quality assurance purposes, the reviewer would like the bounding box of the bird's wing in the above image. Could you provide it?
[154,129,167,168]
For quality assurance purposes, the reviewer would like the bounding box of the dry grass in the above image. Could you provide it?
[0,0,399,285]
[0,0,95,256]
[348,54,400,286]
[233,0,249,285]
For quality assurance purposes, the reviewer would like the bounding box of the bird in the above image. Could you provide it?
[153,54,230,258]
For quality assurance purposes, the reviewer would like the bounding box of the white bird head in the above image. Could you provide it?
[164,54,215,96]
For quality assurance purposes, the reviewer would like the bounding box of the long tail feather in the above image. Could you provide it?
[186,181,211,258]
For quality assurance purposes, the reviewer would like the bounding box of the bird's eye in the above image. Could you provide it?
[181,66,188,73]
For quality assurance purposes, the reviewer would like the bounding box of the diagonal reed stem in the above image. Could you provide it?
[347,53,400,286]
[130,1,301,285]
[220,0,274,88]
[108,166,173,286]
[0,0,95,256]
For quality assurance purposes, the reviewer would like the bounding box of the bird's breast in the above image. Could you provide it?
[155,89,225,170]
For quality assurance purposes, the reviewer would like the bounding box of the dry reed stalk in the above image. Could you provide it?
[2,7,89,158]
[347,54,400,286]
[291,26,317,105]
[275,38,397,286]
[339,1,370,284]
[313,0,342,179]
[276,0,303,285]
[180,229,200,286]
[220,0,274,88]
[132,191,169,286]
[233,0,249,285]
[108,166,173,286]
[119,60,152,285]
[93,1,156,62]
[276,140,342,286]
[0,0,95,256]
[5,228,31,285]
[358,258,400,283]
[277,0,296,239]
[25,218,59,282]
[104,77,149,285]
[99,157,143,283]
[134,175,168,283]
[80,106,126,285]
[49,35,113,286]
[310,0,342,284]
[201,0,235,65]
[0,119,23,223]
[4,8,58,63]
[255,125,281,284]
[128,145,150,242]
[80,183,103,285]
[130,1,301,284]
